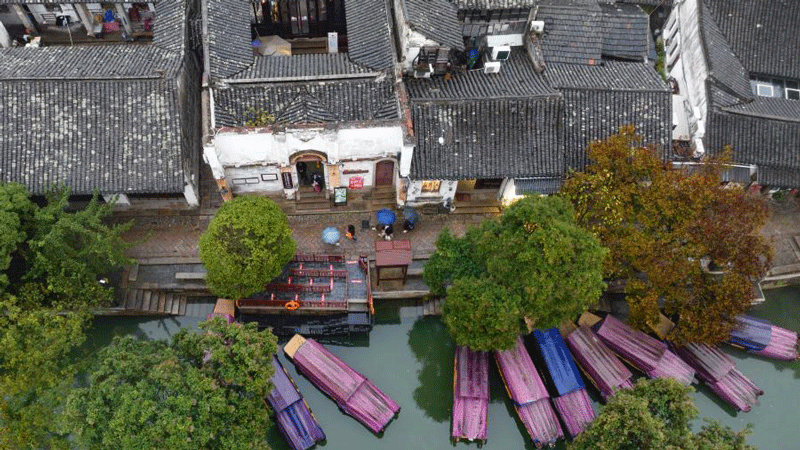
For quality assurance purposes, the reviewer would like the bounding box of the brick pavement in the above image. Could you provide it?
[122,210,494,260]
[120,194,800,275]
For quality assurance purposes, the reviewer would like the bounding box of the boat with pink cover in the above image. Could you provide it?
[284,334,399,433]
[495,337,563,447]
[565,325,634,400]
[451,346,489,442]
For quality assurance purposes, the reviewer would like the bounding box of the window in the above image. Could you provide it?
[421,180,441,193]
[261,173,279,181]
[232,177,260,185]
[786,80,800,100]
[756,83,774,97]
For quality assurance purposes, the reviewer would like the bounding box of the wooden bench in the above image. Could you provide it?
[175,272,206,280]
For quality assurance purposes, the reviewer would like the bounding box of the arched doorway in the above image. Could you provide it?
[375,160,394,186]
[290,151,327,189]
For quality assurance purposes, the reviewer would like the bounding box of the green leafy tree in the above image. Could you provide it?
[561,127,771,343]
[442,278,524,351]
[0,296,90,449]
[63,318,278,450]
[199,196,296,300]
[570,378,755,450]
[0,183,134,309]
[427,196,607,350]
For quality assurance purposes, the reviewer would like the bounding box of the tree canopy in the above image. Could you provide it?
[63,318,278,450]
[0,183,134,448]
[199,196,296,300]
[0,296,89,449]
[570,378,755,450]
[0,183,133,310]
[561,127,771,343]
[429,195,608,351]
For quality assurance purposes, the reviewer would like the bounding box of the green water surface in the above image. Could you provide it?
[85,289,800,450]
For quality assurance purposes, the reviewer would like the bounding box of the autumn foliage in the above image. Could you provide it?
[562,127,771,343]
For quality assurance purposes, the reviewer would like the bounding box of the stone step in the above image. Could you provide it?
[451,205,501,214]
[294,201,331,211]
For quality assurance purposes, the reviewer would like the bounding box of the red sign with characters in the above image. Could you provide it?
[348,176,365,189]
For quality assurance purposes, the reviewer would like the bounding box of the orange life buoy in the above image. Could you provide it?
[285,300,300,311]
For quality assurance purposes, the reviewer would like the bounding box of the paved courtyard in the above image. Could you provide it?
[120,209,492,261]
[118,193,800,280]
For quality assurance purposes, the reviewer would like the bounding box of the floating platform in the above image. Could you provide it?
[267,356,326,450]
[565,325,634,401]
[451,346,489,442]
[530,329,595,437]
[239,255,373,336]
[284,335,399,433]
[596,315,695,385]
[495,337,563,447]
[674,343,763,412]
[728,315,799,360]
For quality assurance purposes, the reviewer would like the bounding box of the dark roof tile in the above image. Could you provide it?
[705,0,800,80]
[537,3,603,65]
[231,53,375,81]
[406,48,556,99]
[699,3,752,104]
[599,3,648,61]
[344,0,395,71]
[402,0,464,50]
[207,0,253,79]
[409,96,564,180]
[0,78,185,194]
[449,0,536,9]
[213,77,399,127]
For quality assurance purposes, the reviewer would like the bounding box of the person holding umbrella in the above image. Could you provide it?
[322,226,341,246]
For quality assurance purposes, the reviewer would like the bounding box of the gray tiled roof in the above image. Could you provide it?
[722,97,800,122]
[705,106,800,171]
[0,46,180,79]
[599,3,648,61]
[409,96,564,180]
[545,60,668,91]
[757,167,800,189]
[545,62,671,169]
[0,0,193,195]
[515,177,562,195]
[402,0,464,50]
[538,3,603,65]
[207,0,253,79]
[0,79,184,194]
[231,54,375,81]
[448,0,536,9]
[344,0,395,71]
[213,77,399,127]
[705,0,800,80]
[405,48,556,99]
[699,3,752,105]
[154,0,189,54]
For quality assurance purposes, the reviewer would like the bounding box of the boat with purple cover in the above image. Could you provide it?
[451,346,489,442]
[728,315,799,360]
[674,343,763,412]
[596,315,695,385]
[495,337,563,447]
[284,335,400,433]
[530,329,595,437]
[565,326,634,401]
[267,356,326,450]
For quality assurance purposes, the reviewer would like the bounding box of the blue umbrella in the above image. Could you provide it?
[376,209,396,226]
[322,227,341,245]
[403,207,419,225]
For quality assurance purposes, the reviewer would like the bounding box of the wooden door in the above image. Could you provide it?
[375,160,394,186]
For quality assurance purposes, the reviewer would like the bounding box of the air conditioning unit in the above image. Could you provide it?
[491,45,511,61]
[530,20,545,34]
[413,63,433,78]
[484,60,501,74]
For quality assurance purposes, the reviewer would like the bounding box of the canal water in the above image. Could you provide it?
[84,289,800,450]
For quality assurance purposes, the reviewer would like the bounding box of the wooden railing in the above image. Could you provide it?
[289,268,348,278]
[294,253,344,263]
[266,283,331,293]
[237,298,347,310]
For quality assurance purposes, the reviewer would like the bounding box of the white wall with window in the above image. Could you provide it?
[751,77,800,100]
[206,125,405,197]
[405,179,457,206]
